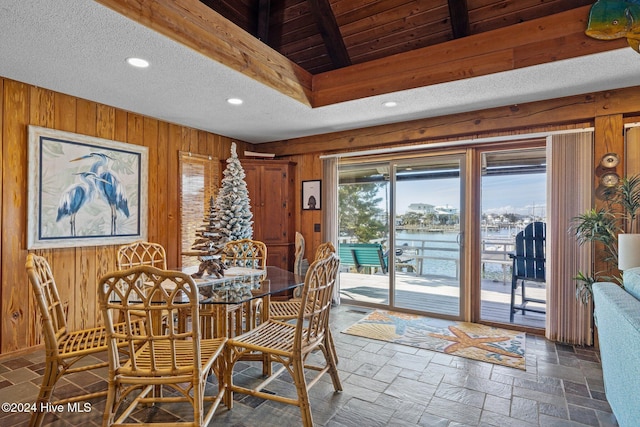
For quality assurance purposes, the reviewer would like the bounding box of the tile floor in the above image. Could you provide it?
[0,305,617,426]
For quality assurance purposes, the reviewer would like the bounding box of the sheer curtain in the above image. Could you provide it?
[322,156,340,304]
[546,132,594,345]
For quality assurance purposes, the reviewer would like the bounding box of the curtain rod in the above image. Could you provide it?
[319,127,594,159]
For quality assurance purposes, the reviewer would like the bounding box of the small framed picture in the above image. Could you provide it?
[302,180,321,210]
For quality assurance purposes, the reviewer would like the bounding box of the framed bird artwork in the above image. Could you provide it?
[27,125,148,249]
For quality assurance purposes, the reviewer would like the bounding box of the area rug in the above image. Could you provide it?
[342,310,526,370]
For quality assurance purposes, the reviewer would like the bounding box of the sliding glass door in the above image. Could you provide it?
[479,147,546,328]
[392,156,464,317]
[338,154,465,318]
[336,143,548,329]
[338,162,391,305]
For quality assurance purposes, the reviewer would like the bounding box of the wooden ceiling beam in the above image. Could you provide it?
[257,0,271,42]
[312,6,626,107]
[94,0,313,106]
[448,0,469,39]
[306,0,351,68]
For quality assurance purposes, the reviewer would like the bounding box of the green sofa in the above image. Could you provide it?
[592,268,640,427]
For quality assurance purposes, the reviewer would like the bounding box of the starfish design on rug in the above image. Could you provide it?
[429,325,523,358]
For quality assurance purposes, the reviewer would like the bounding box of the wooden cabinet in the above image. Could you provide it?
[242,160,296,270]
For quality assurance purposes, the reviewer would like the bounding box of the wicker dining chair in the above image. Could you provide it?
[270,241,335,317]
[224,253,342,427]
[116,241,167,270]
[293,231,309,278]
[218,239,268,335]
[98,265,227,427]
[116,241,170,328]
[26,253,143,427]
[268,241,339,362]
[222,238,267,272]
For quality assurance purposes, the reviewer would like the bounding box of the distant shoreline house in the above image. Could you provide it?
[435,205,458,215]
[407,203,436,214]
[408,203,459,216]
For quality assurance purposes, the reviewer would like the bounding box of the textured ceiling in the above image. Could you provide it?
[1,0,639,144]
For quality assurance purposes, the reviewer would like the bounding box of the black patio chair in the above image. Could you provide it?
[509,222,546,322]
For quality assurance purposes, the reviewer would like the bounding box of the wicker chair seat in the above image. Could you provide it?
[227,320,299,356]
[119,337,225,377]
[57,320,144,356]
[57,325,108,355]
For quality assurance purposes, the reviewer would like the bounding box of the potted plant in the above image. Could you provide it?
[572,175,640,303]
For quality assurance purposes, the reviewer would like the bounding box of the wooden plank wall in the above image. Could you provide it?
[289,152,324,261]
[0,77,250,355]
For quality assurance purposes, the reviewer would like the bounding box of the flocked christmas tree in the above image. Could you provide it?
[190,195,227,278]
[215,142,254,241]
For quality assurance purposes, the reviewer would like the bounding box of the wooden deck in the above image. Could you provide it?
[338,271,545,329]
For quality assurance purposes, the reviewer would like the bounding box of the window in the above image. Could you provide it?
[179,152,219,267]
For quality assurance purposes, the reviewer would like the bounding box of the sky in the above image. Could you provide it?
[389,174,546,216]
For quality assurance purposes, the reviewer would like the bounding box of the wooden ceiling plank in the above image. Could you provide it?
[469,0,593,34]
[448,0,470,39]
[277,21,321,46]
[275,0,310,25]
[306,0,352,68]
[200,0,254,33]
[338,3,449,39]
[94,0,313,106]
[343,9,452,60]
[332,0,418,24]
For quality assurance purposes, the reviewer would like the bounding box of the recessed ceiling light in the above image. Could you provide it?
[227,98,243,105]
[126,57,149,68]
[383,101,398,107]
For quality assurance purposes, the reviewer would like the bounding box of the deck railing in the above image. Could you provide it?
[391,237,515,282]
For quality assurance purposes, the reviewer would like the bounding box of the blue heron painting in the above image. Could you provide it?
[72,152,131,235]
[28,125,147,249]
